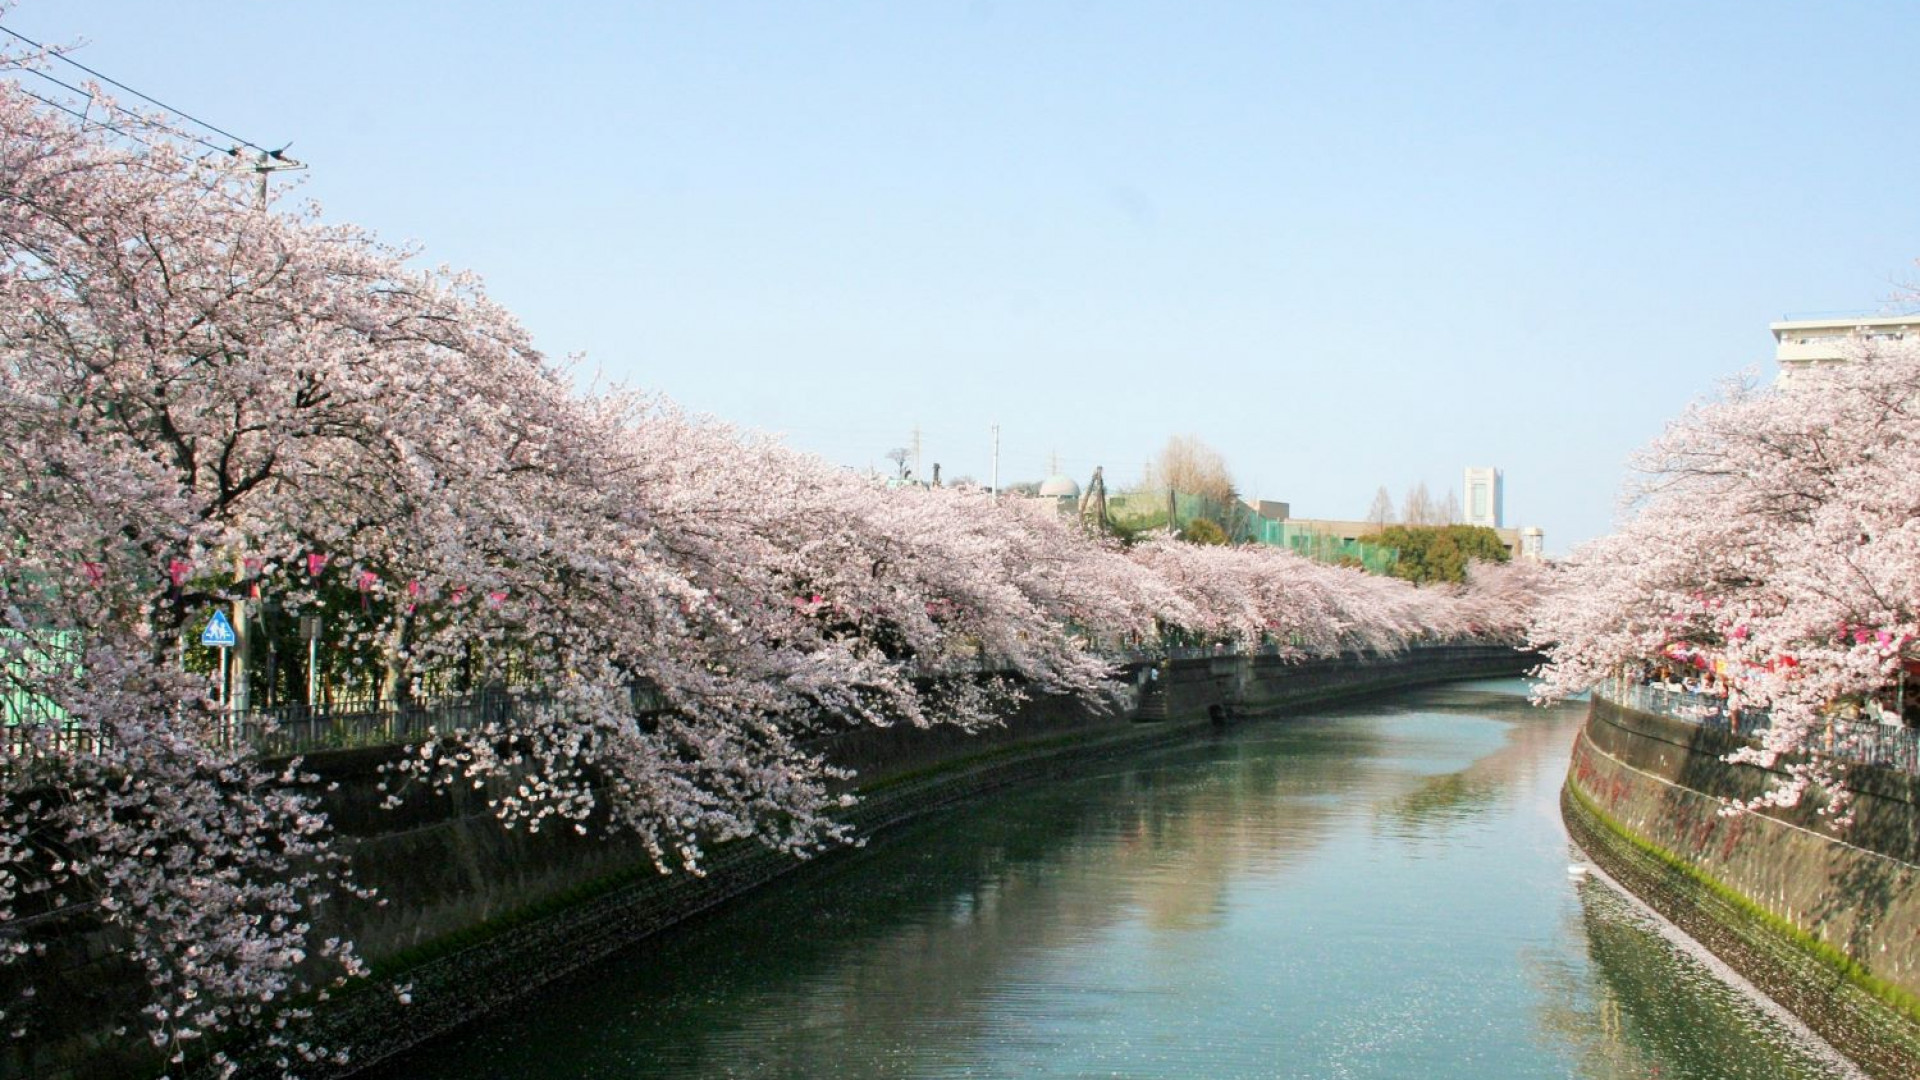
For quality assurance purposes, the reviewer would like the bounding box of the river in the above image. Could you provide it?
[363,678,1852,1079]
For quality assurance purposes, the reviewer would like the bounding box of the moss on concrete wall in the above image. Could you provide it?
[1565,696,1920,1078]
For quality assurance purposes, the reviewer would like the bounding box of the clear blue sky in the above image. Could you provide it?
[11,1,1919,552]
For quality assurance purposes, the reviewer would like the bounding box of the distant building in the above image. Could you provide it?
[1463,467,1503,529]
[1771,314,1920,385]
[1036,474,1080,500]
[1036,473,1081,514]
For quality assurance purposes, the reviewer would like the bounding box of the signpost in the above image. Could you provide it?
[300,615,322,709]
[201,610,237,708]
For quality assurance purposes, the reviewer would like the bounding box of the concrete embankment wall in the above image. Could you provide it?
[1564,696,1920,1078]
[5,644,1529,1080]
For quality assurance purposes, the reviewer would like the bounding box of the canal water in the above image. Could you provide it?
[366,679,1851,1079]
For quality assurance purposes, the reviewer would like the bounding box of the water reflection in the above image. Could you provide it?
[1544,882,1849,1079]
[366,679,1847,1080]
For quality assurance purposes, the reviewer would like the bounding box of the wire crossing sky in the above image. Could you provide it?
[10,1,1919,552]
[0,22,273,154]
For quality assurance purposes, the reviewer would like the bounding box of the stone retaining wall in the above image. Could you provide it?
[1565,695,1920,1078]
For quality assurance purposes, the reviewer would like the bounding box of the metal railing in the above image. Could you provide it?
[1600,677,1920,777]
[4,688,554,763]
[217,688,527,756]
[6,641,1524,763]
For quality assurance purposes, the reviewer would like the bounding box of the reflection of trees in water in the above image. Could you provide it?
[370,684,1622,1080]
[1525,881,1836,1080]
[1415,684,1558,722]
[1371,687,1586,836]
[1105,726,1380,929]
[367,724,1395,1080]
[1381,770,1503,830]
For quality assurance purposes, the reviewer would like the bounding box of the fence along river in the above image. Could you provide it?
[363,679,1856,1080]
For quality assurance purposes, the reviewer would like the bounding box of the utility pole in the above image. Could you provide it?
[990,424,1000,504]
[910,424,922,484]
[231,557,251,714]
[223,148,302,712]
[247,147,306,211]
[302,615,322,710]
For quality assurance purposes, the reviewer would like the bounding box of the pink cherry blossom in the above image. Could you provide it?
[1533,334,1920,822]
[0,65,1545,1068]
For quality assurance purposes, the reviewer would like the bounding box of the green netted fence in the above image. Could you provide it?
[3,628,79,736]
[1245,517,1400,575]
[1106,492,1399,574]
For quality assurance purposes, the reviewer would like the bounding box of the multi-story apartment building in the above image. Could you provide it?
[1770,314,1920,385]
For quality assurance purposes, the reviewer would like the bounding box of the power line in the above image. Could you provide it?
[11,84,162,152]
[0,23,267,153]
[1,23,306,204]
[12,64,230,155]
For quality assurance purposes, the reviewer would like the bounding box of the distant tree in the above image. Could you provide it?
[1401,482,1439,526]
[885,447,910,479]
[1374,525,1511,584]
[1365,486,1396,531]
[1141,434,1237,505]
[1440,488,1462,525]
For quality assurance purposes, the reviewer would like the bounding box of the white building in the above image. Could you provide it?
[1463,467,1503,529]
[1770,314,1920,385]
[1520,526,1544,562]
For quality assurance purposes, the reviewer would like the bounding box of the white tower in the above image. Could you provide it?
[1463,467,1503,528]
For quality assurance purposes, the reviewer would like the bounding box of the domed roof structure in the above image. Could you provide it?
[1037,474,1081,499]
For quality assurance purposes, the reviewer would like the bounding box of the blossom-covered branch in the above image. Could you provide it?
[0,71,1543,1070]
[1532,340,1920,820]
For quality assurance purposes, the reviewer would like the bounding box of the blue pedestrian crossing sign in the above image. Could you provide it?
[200,610,238,648]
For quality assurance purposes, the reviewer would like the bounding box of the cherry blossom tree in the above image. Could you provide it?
[0,74,399,1067]
[1459,558,1556,643]
[0,61,1549,1072]
[1127,536,1476,656]
[0,79,1180,1059]
[1533,338,1920,819]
